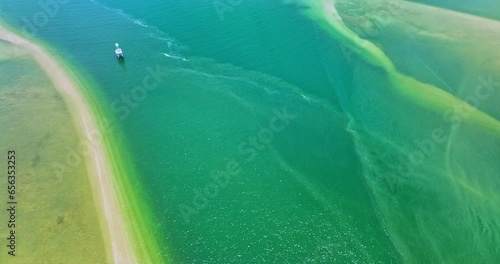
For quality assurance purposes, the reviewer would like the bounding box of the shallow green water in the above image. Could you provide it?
[1,0,499,263]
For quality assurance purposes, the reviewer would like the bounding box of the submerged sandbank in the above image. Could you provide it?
[293,0,500,137]
[287,0,500,262]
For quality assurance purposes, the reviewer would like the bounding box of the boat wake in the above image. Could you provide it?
[162,53,188,61]
[90,0,175,44]
[91,0,190,63]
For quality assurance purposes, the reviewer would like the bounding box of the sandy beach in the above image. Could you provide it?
[0,24,136,264]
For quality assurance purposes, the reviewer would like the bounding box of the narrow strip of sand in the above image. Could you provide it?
[0,24,137,264]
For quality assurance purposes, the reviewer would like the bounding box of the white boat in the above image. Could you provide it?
[115,43,124,59]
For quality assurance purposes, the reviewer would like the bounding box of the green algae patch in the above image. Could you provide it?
[0,21,167,263]
[47,46,169,264]
[24,27,170,264]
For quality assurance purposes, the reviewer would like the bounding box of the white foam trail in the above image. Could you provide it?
[91,0,174,43]
[162,53,189,61]
[131,18,148,28]
[148,34,170,42]
[301,94,311,102]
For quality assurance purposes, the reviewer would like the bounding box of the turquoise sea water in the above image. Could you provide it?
[2,0,500,263]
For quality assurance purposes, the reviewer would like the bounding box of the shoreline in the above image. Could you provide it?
[0,24,137,263]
